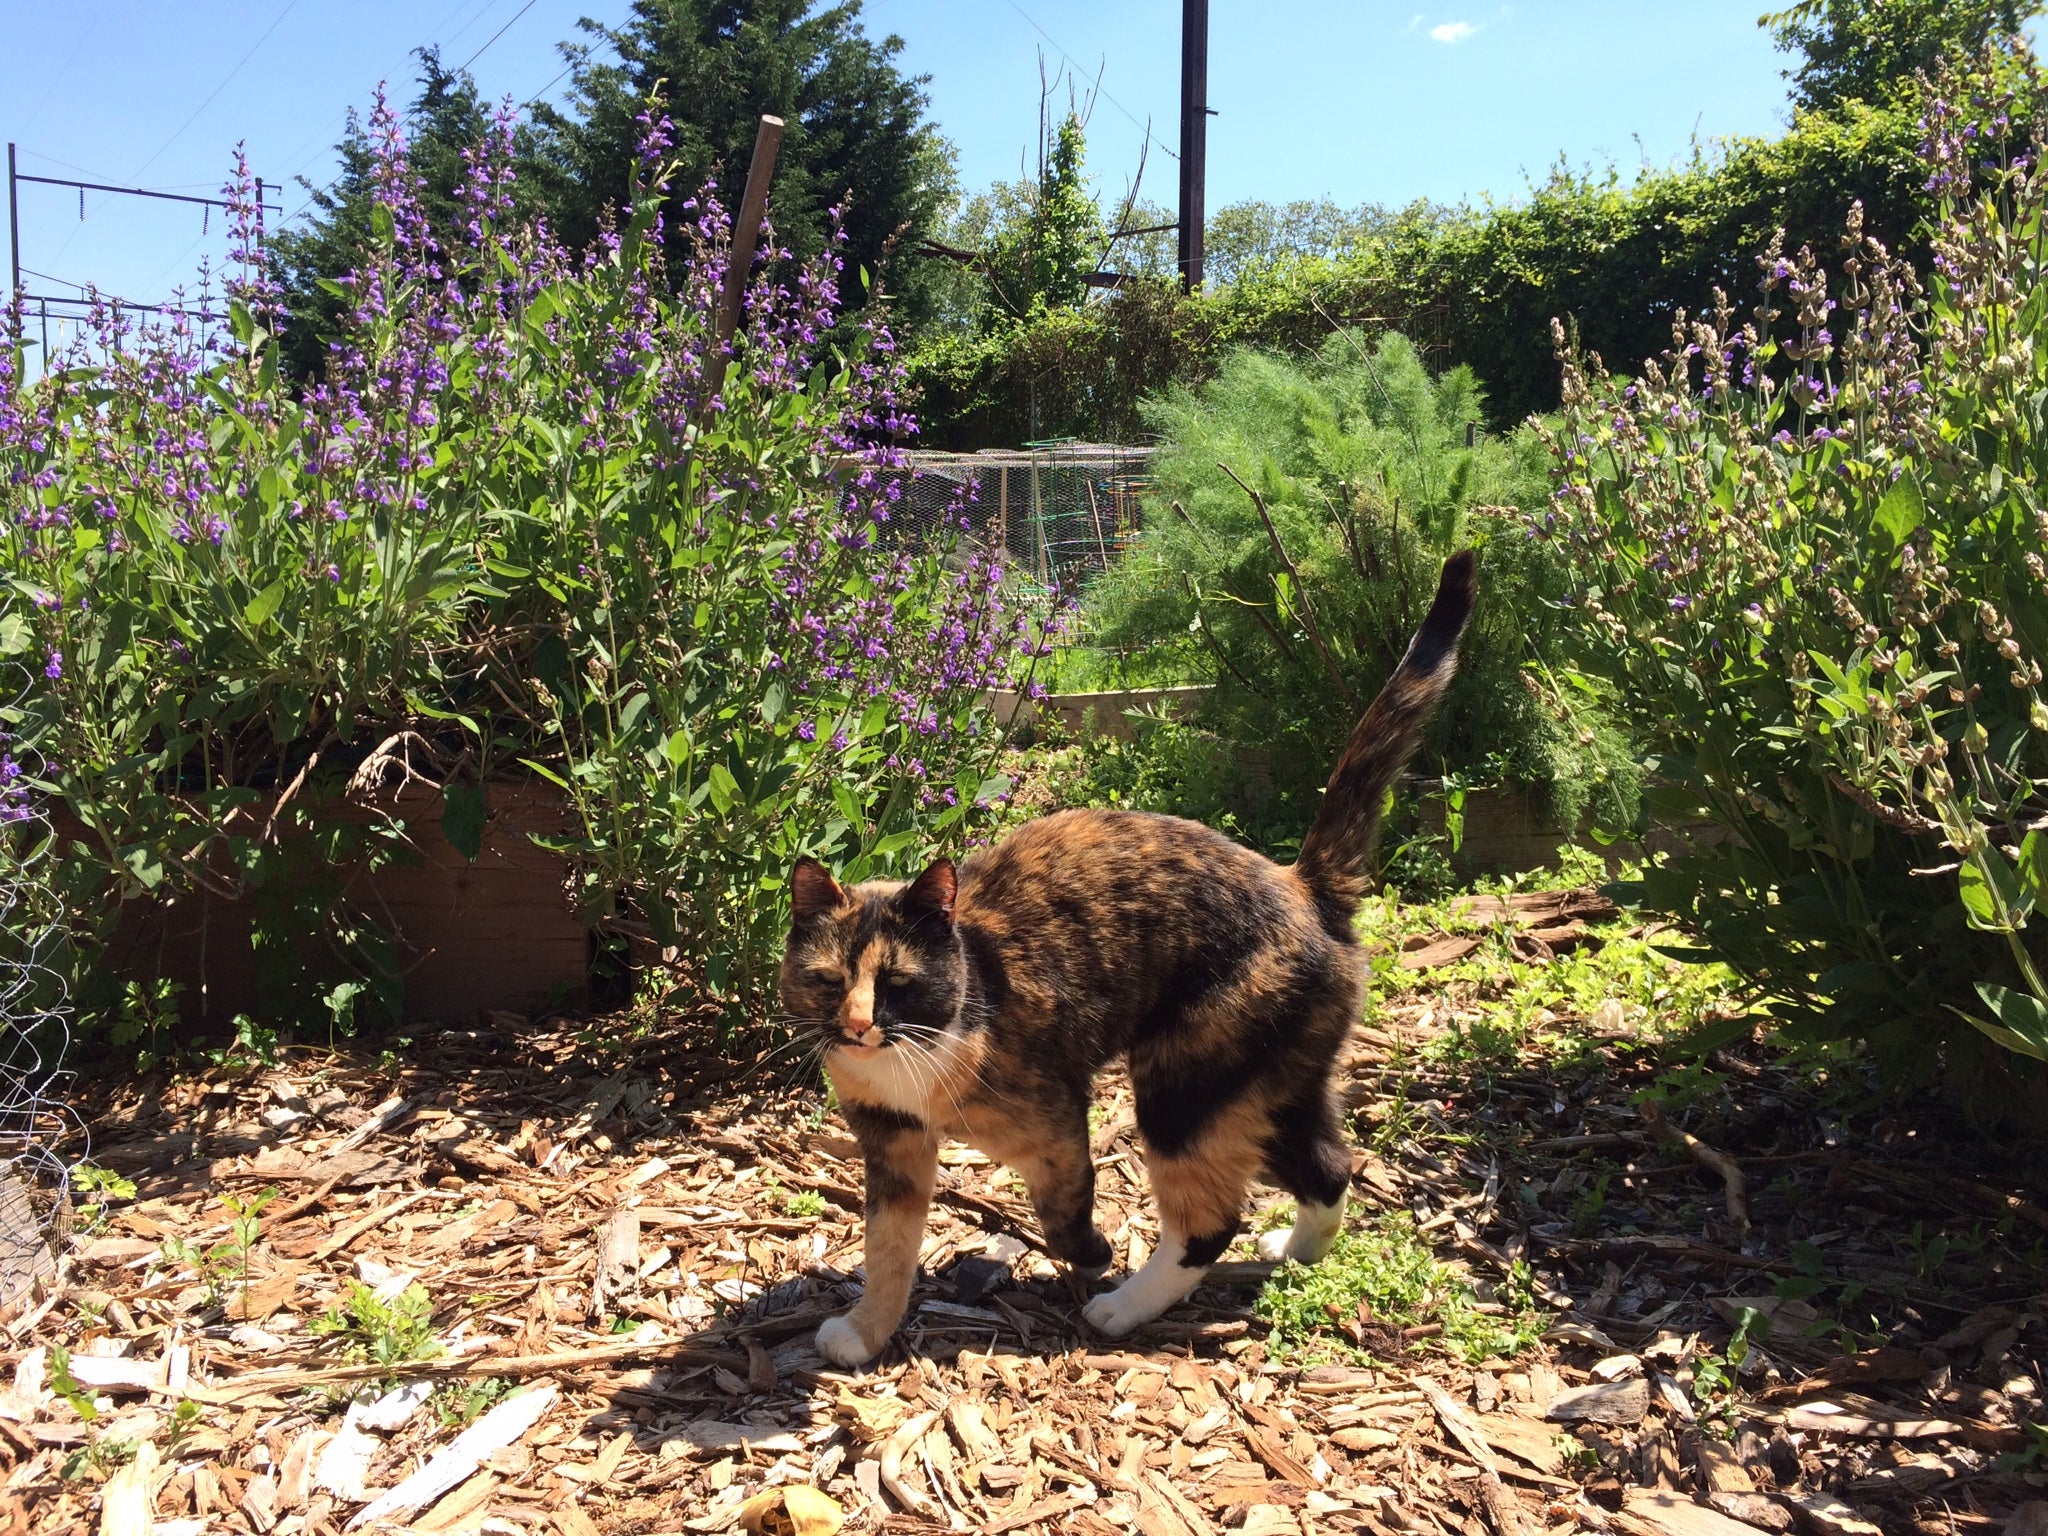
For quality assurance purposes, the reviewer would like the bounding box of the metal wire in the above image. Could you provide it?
[897,441,1154,594]
[0,664,79,1320]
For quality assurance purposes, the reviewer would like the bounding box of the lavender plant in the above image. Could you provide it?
[1531,53,2048,1081]
[0,97,1046,1031]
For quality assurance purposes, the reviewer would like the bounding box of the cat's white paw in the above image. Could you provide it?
[1256,1199,1345,1266]
[1082,1287,1145,1337]
[816,1314,876,1368]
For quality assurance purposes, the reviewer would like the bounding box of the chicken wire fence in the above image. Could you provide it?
[893,441,1154,594]
[0,669,75,1320]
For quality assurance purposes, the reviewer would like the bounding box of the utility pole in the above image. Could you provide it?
[8,143,20,297]
[4,148,279,323]
[1177,0,1209,295]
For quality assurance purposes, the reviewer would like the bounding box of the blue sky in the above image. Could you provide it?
[1,1,1801,328]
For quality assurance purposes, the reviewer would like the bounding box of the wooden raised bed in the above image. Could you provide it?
[101,781,588,1028]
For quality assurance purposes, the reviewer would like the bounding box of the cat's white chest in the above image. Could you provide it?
[825,1036,973,1132]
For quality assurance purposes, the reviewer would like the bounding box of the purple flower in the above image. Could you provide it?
[44,651,62,681]
[795,720,816,742]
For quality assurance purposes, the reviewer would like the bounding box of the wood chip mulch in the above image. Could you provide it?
[4,908,2047,1536]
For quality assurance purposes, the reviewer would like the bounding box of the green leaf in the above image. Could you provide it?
[1958,850,2028,931]
[0,614,29,655]
[1871,474,1924,555]
[441,781,488,863]
[243,580,287,628]
[872,829,919,859]
[832,781,865,829]
[706,763,739,814]
[1966,984,2048,1061]
[120,845,164,891]
[2018,829,2048,906]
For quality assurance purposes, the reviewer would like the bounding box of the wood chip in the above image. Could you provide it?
[347,1383,558,1529]
[1544,1378,1649,1425]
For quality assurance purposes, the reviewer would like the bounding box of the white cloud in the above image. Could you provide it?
[1429,19,1478,42]
[1404,12,1424,33]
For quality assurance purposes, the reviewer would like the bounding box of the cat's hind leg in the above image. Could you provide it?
[1082,1110,1255,1338]
[1256,1078,1352,1264]
[1014,1102,1113,1277]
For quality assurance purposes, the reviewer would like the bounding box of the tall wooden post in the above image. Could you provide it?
[1177,0,1209,294]
[708,114,785,398]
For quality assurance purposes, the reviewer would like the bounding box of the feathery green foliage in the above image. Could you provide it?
[1084,333,1639,842]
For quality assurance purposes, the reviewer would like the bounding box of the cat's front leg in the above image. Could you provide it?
[818,1107,938,1368]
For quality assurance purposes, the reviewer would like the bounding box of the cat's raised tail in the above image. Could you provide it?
[1292,548,1479,925]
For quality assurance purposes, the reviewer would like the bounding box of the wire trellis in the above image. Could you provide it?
[0,666,78,1320]
[895,441,1154,594]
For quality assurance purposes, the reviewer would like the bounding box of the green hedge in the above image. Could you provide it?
[906,94,1929,447]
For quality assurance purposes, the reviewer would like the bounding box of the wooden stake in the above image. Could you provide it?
[708,114,785,398]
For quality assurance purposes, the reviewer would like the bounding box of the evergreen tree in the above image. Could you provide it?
[1763,0,2042,110]
[523,0,951,316]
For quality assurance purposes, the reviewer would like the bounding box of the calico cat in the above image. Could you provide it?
[780,549,1478,1367]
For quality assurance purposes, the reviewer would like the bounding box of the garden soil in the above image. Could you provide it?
[6,893,2047,1536]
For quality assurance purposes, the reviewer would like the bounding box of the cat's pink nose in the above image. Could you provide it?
[841,1017,876,1045]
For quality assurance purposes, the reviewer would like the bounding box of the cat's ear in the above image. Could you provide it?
[902,859,957,924]
[791,857,846,923]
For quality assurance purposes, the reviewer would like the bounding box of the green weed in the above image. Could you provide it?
[70,1162,136,1236]
[310,1281,441,1371]
[160,1185,275,1318]
[49,1346,137,1481]
[1254,1211,1539,1366]
[434,1377,510,1428]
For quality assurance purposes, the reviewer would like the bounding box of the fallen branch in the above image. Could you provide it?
[205,1334,744,1399]
[1640,1100,1750,1238]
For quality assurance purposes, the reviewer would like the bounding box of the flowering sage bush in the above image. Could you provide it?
[0,96,1046,1029]
[1530,59,2048,1083]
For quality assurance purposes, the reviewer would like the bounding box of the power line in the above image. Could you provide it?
[283,6,564,228]
[459,0,539,73]
[130,0,303,181]
[999,0,1178,163]
[19,3,105,138]
[266,0,500,184]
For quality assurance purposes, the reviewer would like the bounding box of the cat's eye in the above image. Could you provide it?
[881,970,915,987]
[805,967,844,988]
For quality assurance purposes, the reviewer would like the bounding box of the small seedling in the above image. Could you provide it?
[1691,1308,1761,1428]
[110,978,182,1071]
[434,1376,510,1428]
[161,1185,276,1317]
[205,1013,281,1069]
[70,1162,136,1236]
[783,1188,825,1217]
[1568,1171,1613,1236]
[310,1281,442,1371]
[49,1346,137,1481]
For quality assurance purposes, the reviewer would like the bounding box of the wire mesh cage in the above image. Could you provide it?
[0,673,76,1321]
[893,441,1154,594]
